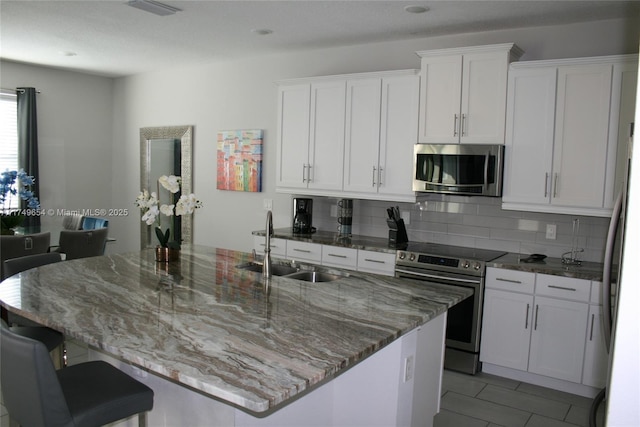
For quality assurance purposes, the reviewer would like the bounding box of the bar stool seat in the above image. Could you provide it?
[1,320,154,427]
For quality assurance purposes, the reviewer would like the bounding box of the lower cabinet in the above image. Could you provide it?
[480,268,605,392]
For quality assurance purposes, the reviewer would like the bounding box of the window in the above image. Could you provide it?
[1,91,19,208]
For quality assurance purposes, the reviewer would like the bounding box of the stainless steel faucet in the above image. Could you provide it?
[263,210,273,279]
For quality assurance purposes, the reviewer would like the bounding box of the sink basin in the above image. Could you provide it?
[236,262,298,276]
[284,271,342,283]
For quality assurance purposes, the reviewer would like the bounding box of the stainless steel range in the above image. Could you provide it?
[395,242,507,375]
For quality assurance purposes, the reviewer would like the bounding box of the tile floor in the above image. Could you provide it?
[2,340,604,427]
[435,369,605,427]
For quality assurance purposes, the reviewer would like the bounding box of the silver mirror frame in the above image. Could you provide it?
[140,125,193,249]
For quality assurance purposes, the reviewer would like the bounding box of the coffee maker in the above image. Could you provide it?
[292,198,314,234]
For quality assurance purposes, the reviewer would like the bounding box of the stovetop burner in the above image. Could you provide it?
[402,242,507,263]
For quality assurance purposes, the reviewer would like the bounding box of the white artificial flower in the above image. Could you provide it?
[141,205,159,225]
[175,193,201,216]
[159,175,181,194]
[160,204,175,216]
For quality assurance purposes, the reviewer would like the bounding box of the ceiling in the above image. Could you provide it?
[1,0,639,78]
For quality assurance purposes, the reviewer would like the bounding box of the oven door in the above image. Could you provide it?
[395,266,483,353]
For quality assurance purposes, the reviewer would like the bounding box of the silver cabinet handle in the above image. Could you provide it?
[461,114,467,136]
[302,164,307,183]
[327,253,347,258]
[589,313,595,341]
[307,164,312,183]
[553,173,559,198]
[544,173,549,197]
[378,167,383,187]
[495,277,522,284]
[293,248,311,253]
[364,258,385,264]
[548,285,577,292]
[534,304,539,331]
[525,303,530,329]
[372,166,377,187]
[453,114,459,137]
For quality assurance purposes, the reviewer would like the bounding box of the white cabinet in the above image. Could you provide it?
[357,250,396,276]
[277,70,419,202]
[343,72,419,201]
[481,268,601,389]
[322,245,358,269]
[417,43,523,144]
[481,289,533,371]
[503,55,638,217]
[276,79,345,192]
[253,236,287,258]
[528,295,589,383]
[286,240,322,263]
[583,281,608,388]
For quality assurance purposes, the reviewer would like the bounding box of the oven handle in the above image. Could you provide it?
[395,267,481,285]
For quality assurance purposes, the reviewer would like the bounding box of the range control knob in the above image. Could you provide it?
[473,262,482,271]
[461,260,470,269]
[398,252,406,260]
[409,253,416,262]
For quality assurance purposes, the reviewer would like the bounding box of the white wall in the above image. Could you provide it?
[2,17,637,254]
[0,62,115,246]
[112,17,639,254]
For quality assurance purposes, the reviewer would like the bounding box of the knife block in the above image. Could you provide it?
[388,219,408,249]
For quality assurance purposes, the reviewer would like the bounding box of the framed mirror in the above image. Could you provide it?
[140,125,193,249]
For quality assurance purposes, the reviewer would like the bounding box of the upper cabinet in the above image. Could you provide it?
[502,55,638,217]
[417,43,524,144]
[276,70,419,202]
[276,80,345,192]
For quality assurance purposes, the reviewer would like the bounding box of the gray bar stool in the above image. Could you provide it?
[1,320,154,426]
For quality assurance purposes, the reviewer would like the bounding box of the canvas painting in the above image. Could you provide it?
[217,129,263,192]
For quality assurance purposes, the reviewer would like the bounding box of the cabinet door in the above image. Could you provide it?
[276,84,311,189]
[460,51,510,144]
[377,74,420,199]
[343,78,382,194]
[308,80,346,192]
[551,64,613,208]
[502,67,557,206]
[582,305,608,388]
[286,241,322,263]
[528,296,589,383]
[322,245,358,269]
[418,55,462,143]
[480,289,533,371]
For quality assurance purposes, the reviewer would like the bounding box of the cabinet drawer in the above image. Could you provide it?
[357,250,396,276]
[535,274,591,302]
[286,241,322,263]
[322,246,358,269]
[486,268,535,293]
[253,236,287,257]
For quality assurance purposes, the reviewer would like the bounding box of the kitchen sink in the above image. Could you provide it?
[284,271,342,283]
[236,262,298,276]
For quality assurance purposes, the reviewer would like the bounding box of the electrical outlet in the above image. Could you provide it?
[263,199,272,211]
[404,355,414,382]
[330,205,337,217]
[401,210,410,225]
[546,224,557,240]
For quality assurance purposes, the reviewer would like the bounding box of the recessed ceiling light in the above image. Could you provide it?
[404,5,429,14]
[251,29,273,36]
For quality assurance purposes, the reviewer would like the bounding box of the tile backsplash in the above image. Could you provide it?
[309,194,610,263]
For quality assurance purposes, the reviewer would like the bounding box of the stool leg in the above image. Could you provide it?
[138,412,148,427]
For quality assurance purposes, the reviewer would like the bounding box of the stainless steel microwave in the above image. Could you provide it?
[413,144,505,196]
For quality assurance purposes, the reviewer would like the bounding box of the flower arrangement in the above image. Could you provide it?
[1,169,41,233]
[135,175,201,248]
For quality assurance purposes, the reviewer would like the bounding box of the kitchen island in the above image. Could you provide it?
[0,245,471,426]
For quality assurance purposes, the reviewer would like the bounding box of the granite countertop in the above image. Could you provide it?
[491,253,605,281]
[253,228,397,253]
[0,245,471,414]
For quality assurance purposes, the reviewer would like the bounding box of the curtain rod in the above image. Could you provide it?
[0,88,41,94]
